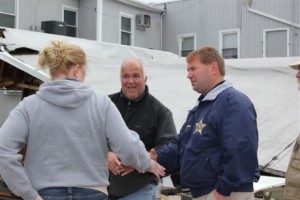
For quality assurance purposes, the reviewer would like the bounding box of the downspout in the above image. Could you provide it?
[97,0,103,42]
[160,4,166,51]
[246,2,300,28]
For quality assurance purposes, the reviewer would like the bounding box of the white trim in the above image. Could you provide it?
[119,12,135,46]
[116,0,164,13]
[62,5,79,37]
[97,0,103,42]
[177,33,196,57]
[263,28,289,58]
[15,0,19,28]
[0,0,18,28]
[219,28,240,59]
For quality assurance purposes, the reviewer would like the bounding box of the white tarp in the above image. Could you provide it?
[1,27,300,177]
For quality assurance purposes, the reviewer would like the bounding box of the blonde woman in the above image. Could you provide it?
[0,40,165,200]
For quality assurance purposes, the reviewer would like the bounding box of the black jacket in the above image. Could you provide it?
[108,86,177,198]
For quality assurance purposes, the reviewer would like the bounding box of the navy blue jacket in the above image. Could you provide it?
[156,81,260,197]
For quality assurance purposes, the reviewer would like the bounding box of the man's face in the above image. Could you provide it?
[121,64,146,100]
[186,57,214,94]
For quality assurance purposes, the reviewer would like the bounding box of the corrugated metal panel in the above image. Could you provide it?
[78,0,97,40]
[240,0,296,58]
[0,92,21,127]
[102,0,162,50]
[17,0,78,32]
[163,0,239,56]
[162,0,300,58]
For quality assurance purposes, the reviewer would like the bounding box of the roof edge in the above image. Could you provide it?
[116,0,165,13]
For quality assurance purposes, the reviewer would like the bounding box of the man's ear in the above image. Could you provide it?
[210,62,219,75]
[144,76,148,83]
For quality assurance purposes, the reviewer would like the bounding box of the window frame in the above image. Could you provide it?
[219,29,240,59]
[263,28,289,58]
[62,5,78,37]
[0,0,18,28]
[178,33,196,57]
[119,12,134,46]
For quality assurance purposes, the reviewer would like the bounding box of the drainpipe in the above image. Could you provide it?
[245,1,300,28]
[160,5,166,51]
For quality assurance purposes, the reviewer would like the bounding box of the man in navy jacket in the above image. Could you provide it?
[151,47,260,200]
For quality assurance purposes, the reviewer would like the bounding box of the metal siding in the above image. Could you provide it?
[17,0,78,32]
[0,92,21,127]
[101,0,162,50]
[163,0,239,56]
[163,0,300,58]
[241,0,298,58]
[291,0,300,56]
[78,0,97,40]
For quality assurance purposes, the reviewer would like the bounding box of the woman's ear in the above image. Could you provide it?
[73,64,80,77]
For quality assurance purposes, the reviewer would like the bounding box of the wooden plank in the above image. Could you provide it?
[17,83,39,91]
[0,81,14,88]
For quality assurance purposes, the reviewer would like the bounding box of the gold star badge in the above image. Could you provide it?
[194,119,206,135]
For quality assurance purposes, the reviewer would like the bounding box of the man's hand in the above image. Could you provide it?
[150,148,157,161]
[107,151,121,175]
[212,190,229,200]
[118,165,135,176]
[108,151,136,176]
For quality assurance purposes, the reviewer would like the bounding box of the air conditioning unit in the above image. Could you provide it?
[136,14,151,28]
[41,20,66,36]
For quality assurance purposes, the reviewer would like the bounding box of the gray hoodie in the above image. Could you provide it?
[0,80,151,200]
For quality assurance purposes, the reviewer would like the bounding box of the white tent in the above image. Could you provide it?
[1,27,299,178]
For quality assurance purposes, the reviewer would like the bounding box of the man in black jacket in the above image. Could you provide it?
[107,58,177,200]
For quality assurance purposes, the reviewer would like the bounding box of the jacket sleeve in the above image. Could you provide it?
[0,101,39,200]
[105,100,151,171]
[156,120,189,171]
[215,94,259,196]
[154,110,177,148]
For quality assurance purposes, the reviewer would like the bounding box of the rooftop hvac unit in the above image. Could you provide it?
[136,14,151,29]
[41,20,66,35]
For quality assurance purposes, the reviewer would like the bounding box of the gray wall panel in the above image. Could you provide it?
[17,0,79,32]
[0,92,21,127]
[102,0,162,50]
[78,0,97,40]
[162,0,300,58]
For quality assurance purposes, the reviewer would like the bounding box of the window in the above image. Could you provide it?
[219,29,240,59]
[120,14,133,46]
[264,28,289,57]
[0,0,16,28]
[63,8,78,37]
[179,34,196,57]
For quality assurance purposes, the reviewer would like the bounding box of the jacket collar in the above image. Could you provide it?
[194,80,232,108]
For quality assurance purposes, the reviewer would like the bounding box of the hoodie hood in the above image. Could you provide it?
[37,79,94,108]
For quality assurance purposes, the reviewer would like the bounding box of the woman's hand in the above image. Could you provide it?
[35,195,43,200]
[150,159,165,178]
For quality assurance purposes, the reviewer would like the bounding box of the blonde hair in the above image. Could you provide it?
[38,40,86,77]
[186,47,225,76]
